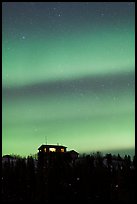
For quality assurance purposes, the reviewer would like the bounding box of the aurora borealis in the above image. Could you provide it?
[2,2,135,156]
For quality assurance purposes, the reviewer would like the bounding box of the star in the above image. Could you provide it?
[101,13,105,17]
[113,96,117,101]
[96,96,99,100]
[29,20,33,25]
[22,36,26,40]
[127,83,130,87]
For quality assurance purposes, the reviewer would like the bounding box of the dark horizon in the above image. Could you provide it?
[2,147,136,202]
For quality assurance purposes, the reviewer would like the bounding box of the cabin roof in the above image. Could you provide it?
[68,150,79,155]
[38,144,67,150]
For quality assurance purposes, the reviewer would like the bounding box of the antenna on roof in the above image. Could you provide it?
[45,136,47,145]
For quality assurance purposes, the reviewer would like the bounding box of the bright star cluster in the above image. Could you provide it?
[2,2,135,156]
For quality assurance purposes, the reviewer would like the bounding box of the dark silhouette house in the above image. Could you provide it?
[38,144,79,168]
[38,144,67,168]
[67,150,79,160]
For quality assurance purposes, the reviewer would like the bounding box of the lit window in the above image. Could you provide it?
[44,148,46,152]
[49,148,56,152]
[61,148,64,152]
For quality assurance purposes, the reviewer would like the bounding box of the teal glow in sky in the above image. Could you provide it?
[2,2,135,156]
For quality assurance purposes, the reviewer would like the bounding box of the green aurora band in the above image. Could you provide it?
[2,2,135,156]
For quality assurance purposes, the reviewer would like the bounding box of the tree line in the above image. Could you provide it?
[2,152,136,202]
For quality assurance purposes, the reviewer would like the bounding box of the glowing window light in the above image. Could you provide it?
[44,148,46,152]
[61,148,65,152]
[49,148,56,152]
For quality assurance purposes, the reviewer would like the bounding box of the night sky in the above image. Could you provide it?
[2,2,135,156]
